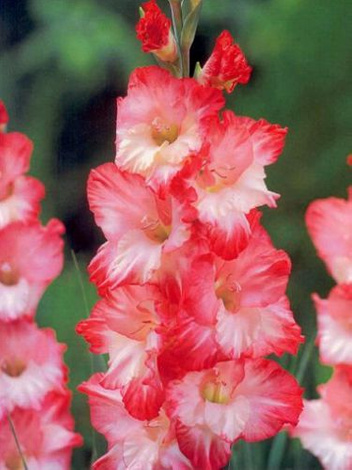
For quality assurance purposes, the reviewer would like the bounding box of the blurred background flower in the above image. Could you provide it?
[1,0,351,468]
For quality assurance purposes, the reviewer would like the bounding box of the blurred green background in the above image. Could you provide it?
[1,0,351,468]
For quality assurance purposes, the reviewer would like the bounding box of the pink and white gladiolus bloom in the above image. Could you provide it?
[77,284,165,420]
[87,162,193,291]
[115,66,224,191]
[0,391,82,470]
[180,224,303,362]
[0,321,66,419]
[293,366,352,470]
[314,284,352,365]
[0,130,44,229]
[177,112,287,259]
[167,359,303,469]
[0,219,64,322]
[80,373,192,470]
[306,188,352,284]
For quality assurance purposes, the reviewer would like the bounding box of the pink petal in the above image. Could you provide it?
[236,116,287,165]
[122,376,165,421]
[88,163,157,240]
[175,422,231,470]
[216,296,303,359]
[89,231,162,292]
[306,191,352,283]
[237,359,303,441]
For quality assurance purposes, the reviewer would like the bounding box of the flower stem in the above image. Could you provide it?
[71,249,90,317]
[181,44,190,77]
[168,0,183,40]
[7,413,29,470]
[168,0,184,76]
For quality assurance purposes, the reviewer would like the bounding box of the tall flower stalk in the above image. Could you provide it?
[78,2,304,468]
[0,102,81,467]
[293,167,352,469]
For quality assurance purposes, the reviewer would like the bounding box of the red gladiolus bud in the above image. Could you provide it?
[136,0,177,62]
[198,30,252,93]
[0,101,9,132]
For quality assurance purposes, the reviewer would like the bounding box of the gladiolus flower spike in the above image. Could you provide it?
[79,3,304,469]
[293,173,352,470]
[0,102,81,467]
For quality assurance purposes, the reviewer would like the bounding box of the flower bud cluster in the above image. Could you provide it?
[293,181,352,469]
[0,102,81,467]
[78,3,304,468]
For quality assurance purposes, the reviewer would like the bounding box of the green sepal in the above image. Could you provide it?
[153,54,182,78]
[193,61,202,79]
[139,6,145,18]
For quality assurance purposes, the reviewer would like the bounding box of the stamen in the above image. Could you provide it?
[210,168,228,179]
[202,380,231,404]
[0,262,19,286]
[151,118,179,146]
[1,358,26,378]
[215,275,241,312]
[5,455,24,470]
[141,216,170,244]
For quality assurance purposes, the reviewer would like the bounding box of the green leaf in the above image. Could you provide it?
[180,2,202,50]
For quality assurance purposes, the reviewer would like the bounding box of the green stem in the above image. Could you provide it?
[168,0,183,39]
[71,250,107,461]
[168,0,184,76]
[7,414,29,470]
[296,336,316,383]
[181,45,190,77]
[71,250,90,318]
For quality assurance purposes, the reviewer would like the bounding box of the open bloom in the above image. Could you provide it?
[197,31,252,93]
[186,111,287,259]
[87,163,192,291]
[115,66,224,190]
[0,391,82,470]
[77,284,165,420]
[0,131,44,228]
[136,0,177,62]
[180,225,302,362]
[293,365,352,470]
[167,358,303,469]
[0,321,66,418]
[306,188,352,283]
[0,219,64,321]
[314,284,352,365]
[80,373,192,470]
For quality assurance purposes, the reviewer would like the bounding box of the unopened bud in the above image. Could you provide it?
[198,30,252,93]
[0,101,9,133]
[136,1,178,63]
